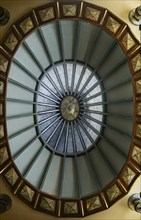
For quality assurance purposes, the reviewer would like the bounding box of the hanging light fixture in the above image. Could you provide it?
[0,7,10,26]
[128,193,141,213]
[129,6,141,29]
[0,194,12,214]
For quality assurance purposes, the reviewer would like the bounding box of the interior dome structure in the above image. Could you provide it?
[0,1,141,217]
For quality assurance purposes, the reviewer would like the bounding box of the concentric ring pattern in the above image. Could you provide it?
[0,1,140,217]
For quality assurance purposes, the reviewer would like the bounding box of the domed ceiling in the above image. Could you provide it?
[0,1,141,217]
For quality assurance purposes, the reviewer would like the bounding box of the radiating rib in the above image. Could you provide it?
[37,109,59,115]
[7,97,36,105]
[37,102,57,108]
[38,92,60,104]
[45,73,63,98]
[58,156,66,198]
[71,121,77,153]
[58,21,69,95]
[82,78,131,102]
[8,78,37,94]
[55,121,66,150]
[7,112,36,120]
[38,152,54,189]
[39,27,65,96]
[41,116,61,135]
[41,82,61,100]
[13,58,40,83]
[97,146,117,176]
[79,57,127,101]
[8,124,38,140]
[74,64,87,96]
[46,119,63,143]
[79,115,99,136]
[76,71,95,98]
[63,62,69,95]
[83,98,133,106]
[23,41,45,73]
[13,134,40,160]
[96,40,117,71]
[77,118,95,144]
[82,113,131,138]
[74,120,86,151]
[23,144,46,177]
[38,113,60,125]
[64,122,69,153]
[83,109,133,120]
[71,21,81,95]
[74,27,101,95]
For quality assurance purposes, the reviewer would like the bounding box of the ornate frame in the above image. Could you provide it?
[0,1,140,217]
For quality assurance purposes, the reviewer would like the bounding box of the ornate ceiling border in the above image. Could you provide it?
[0,1,140,217]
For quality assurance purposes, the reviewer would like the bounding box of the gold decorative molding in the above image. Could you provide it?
[136,80,141,94]
[121,167,136,185]
[86,196,102,211]
[136,124,141,137]
[105,16,120,34]
[40,196,55,212]
[0,147,9,165]
[85,7,101,21]
[107,184,121,201]
[4,168,18,186]
[63,5,77,16]
[137,103,141,115]
[64,201,78,214]
[20,185,34,202]
[0,125,4,138]
[132,145,141,165]
[0,54,8,72]
[121,33,135,51]
[0,81,4,94]
[131,53,141,72]
[39,7,54,22]
[4,33,18,51]
[19,17,34,34]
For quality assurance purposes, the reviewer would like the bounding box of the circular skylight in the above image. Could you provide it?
[36,62,103,155]
[0,1,140,218]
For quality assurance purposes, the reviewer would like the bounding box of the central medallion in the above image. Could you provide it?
[60,96,79,121]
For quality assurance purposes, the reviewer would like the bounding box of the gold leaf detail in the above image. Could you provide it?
[122,33,135,50]
[136,80,141,94]
[19,17,34,33]
[132,54,141,72]
[0,54,8,72]
[64,202,78,214]
[136,124,141,138]
[122,167,135,185]
[63,5,77,16]
[0,81,4,94]
[86,196,102,211]
[39,7,54,22]
[5,168,18,186]
[107,185,121,201]
[0,125,4,138]
[0,147,9,165]
[85,7,100,21]
[5,33,18,51]
[106,17,120,33]
[132,146,141,165]
[20,185,34,202]
[137,103,141,115]
[40,197,55,212]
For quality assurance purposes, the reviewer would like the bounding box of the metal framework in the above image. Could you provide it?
[0,1,140,218]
